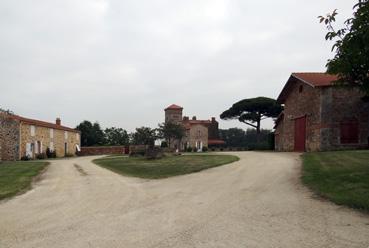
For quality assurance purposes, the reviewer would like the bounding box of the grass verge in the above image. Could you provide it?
[93,154,239,179]
[302,150,369,212]
[0,161,49,200]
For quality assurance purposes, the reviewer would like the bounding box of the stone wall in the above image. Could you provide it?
[0,113,20,161]
[182,124,208,149]
[19,123,81,158]
[320,87,369,150]
[165,109,183,124]
[79,146,127,156]
[278,80,322,151]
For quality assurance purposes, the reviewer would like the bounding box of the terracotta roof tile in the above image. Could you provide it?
[165,104,183,110]
[9,115,79,133]
[292,72,338,87]
[277,72,339,103]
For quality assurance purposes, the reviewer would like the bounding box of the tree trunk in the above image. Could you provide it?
[256,115,261,145]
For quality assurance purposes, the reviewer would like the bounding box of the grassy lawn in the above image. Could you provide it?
[0,161,49,200]
[302,150,369,212]
[93,154,239,179]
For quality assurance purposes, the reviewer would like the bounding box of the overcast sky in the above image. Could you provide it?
[0,0,357,132]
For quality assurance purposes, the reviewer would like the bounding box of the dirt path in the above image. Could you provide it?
[0,152,368,248]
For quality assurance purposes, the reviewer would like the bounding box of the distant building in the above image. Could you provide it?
[274,73,369,152]
[164,104,225,151]
[0,112,80,160]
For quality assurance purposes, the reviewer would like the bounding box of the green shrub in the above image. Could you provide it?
[145,147,164,160]
[46,148,56,158]
[21,155,31,161]
[202,147,208,152]
[36,153,47,160]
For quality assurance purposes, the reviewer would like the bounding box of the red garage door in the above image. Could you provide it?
[294,116,306,152]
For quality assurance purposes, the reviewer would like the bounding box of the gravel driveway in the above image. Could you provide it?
[0,152,368,248]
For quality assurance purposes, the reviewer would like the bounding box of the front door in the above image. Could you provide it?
[294,116,306,152]
[64,143,68,156]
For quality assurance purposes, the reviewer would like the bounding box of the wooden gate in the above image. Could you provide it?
[294,116,306,152]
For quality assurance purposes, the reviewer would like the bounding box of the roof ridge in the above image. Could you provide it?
[292,72,330,74]
[9,114,79,133]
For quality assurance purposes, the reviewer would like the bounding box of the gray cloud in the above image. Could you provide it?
[0,0,357,131]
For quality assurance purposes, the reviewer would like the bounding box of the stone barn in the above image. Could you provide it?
[274,73,369,152]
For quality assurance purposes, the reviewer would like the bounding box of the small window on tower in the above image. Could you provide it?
[299,85,303,93]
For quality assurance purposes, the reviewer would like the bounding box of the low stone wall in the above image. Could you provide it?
[79,146,128,156]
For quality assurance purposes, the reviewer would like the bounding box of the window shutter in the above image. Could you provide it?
[340,121,359,144]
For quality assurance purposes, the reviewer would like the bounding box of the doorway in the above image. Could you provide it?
[294,116,306,152]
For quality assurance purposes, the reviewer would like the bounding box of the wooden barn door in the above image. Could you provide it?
[294,116,306,152]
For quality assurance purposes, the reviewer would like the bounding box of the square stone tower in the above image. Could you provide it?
[164,104,183,124]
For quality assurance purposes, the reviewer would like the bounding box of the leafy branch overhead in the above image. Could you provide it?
[220,97,282,133]
[319,0,369,95]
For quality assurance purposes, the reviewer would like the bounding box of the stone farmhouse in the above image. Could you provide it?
[164,104,225,151]
[275,72,369,152]
[0,112,80,161]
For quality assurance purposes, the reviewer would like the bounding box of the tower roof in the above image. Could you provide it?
[165,104,183,111]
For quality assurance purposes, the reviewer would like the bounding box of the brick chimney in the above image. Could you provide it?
[183,116,189,121]
[211,117,216,122]
[192,116,197,120]
[56,118,61,126]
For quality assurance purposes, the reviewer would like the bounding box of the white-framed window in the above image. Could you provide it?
[64,131,68,140]
[50,129,54,139]
[49,142,54,151]
[30,125,36,136]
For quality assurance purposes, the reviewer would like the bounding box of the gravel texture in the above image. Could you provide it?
[0,152,368,248]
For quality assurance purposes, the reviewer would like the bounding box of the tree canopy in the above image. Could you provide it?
[219,128,273,149]
[157,122,185,147]
[319,0,369,95]
[130,127,157,146]
[0,108,13,115]
[104,127,129,146]
[220,97,282,133]
[76,121,105,146]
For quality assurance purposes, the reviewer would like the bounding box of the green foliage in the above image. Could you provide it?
[302,150,369,211]
[0,108,14,115]
[219,128,273,149]
[186,147,193,152]
[46,148,56,158]
[319,1,369,95]
[20,155,31,161]
[202,147,208,152]
[104,127,129,146]
[157,122,185,147]
[220,97,282,133]
[145,147,164,160]
[161,141,168,148]
[36,153,47,160]
[130,127,157,146]
[76,120,105,146]
[93,155,239,179]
